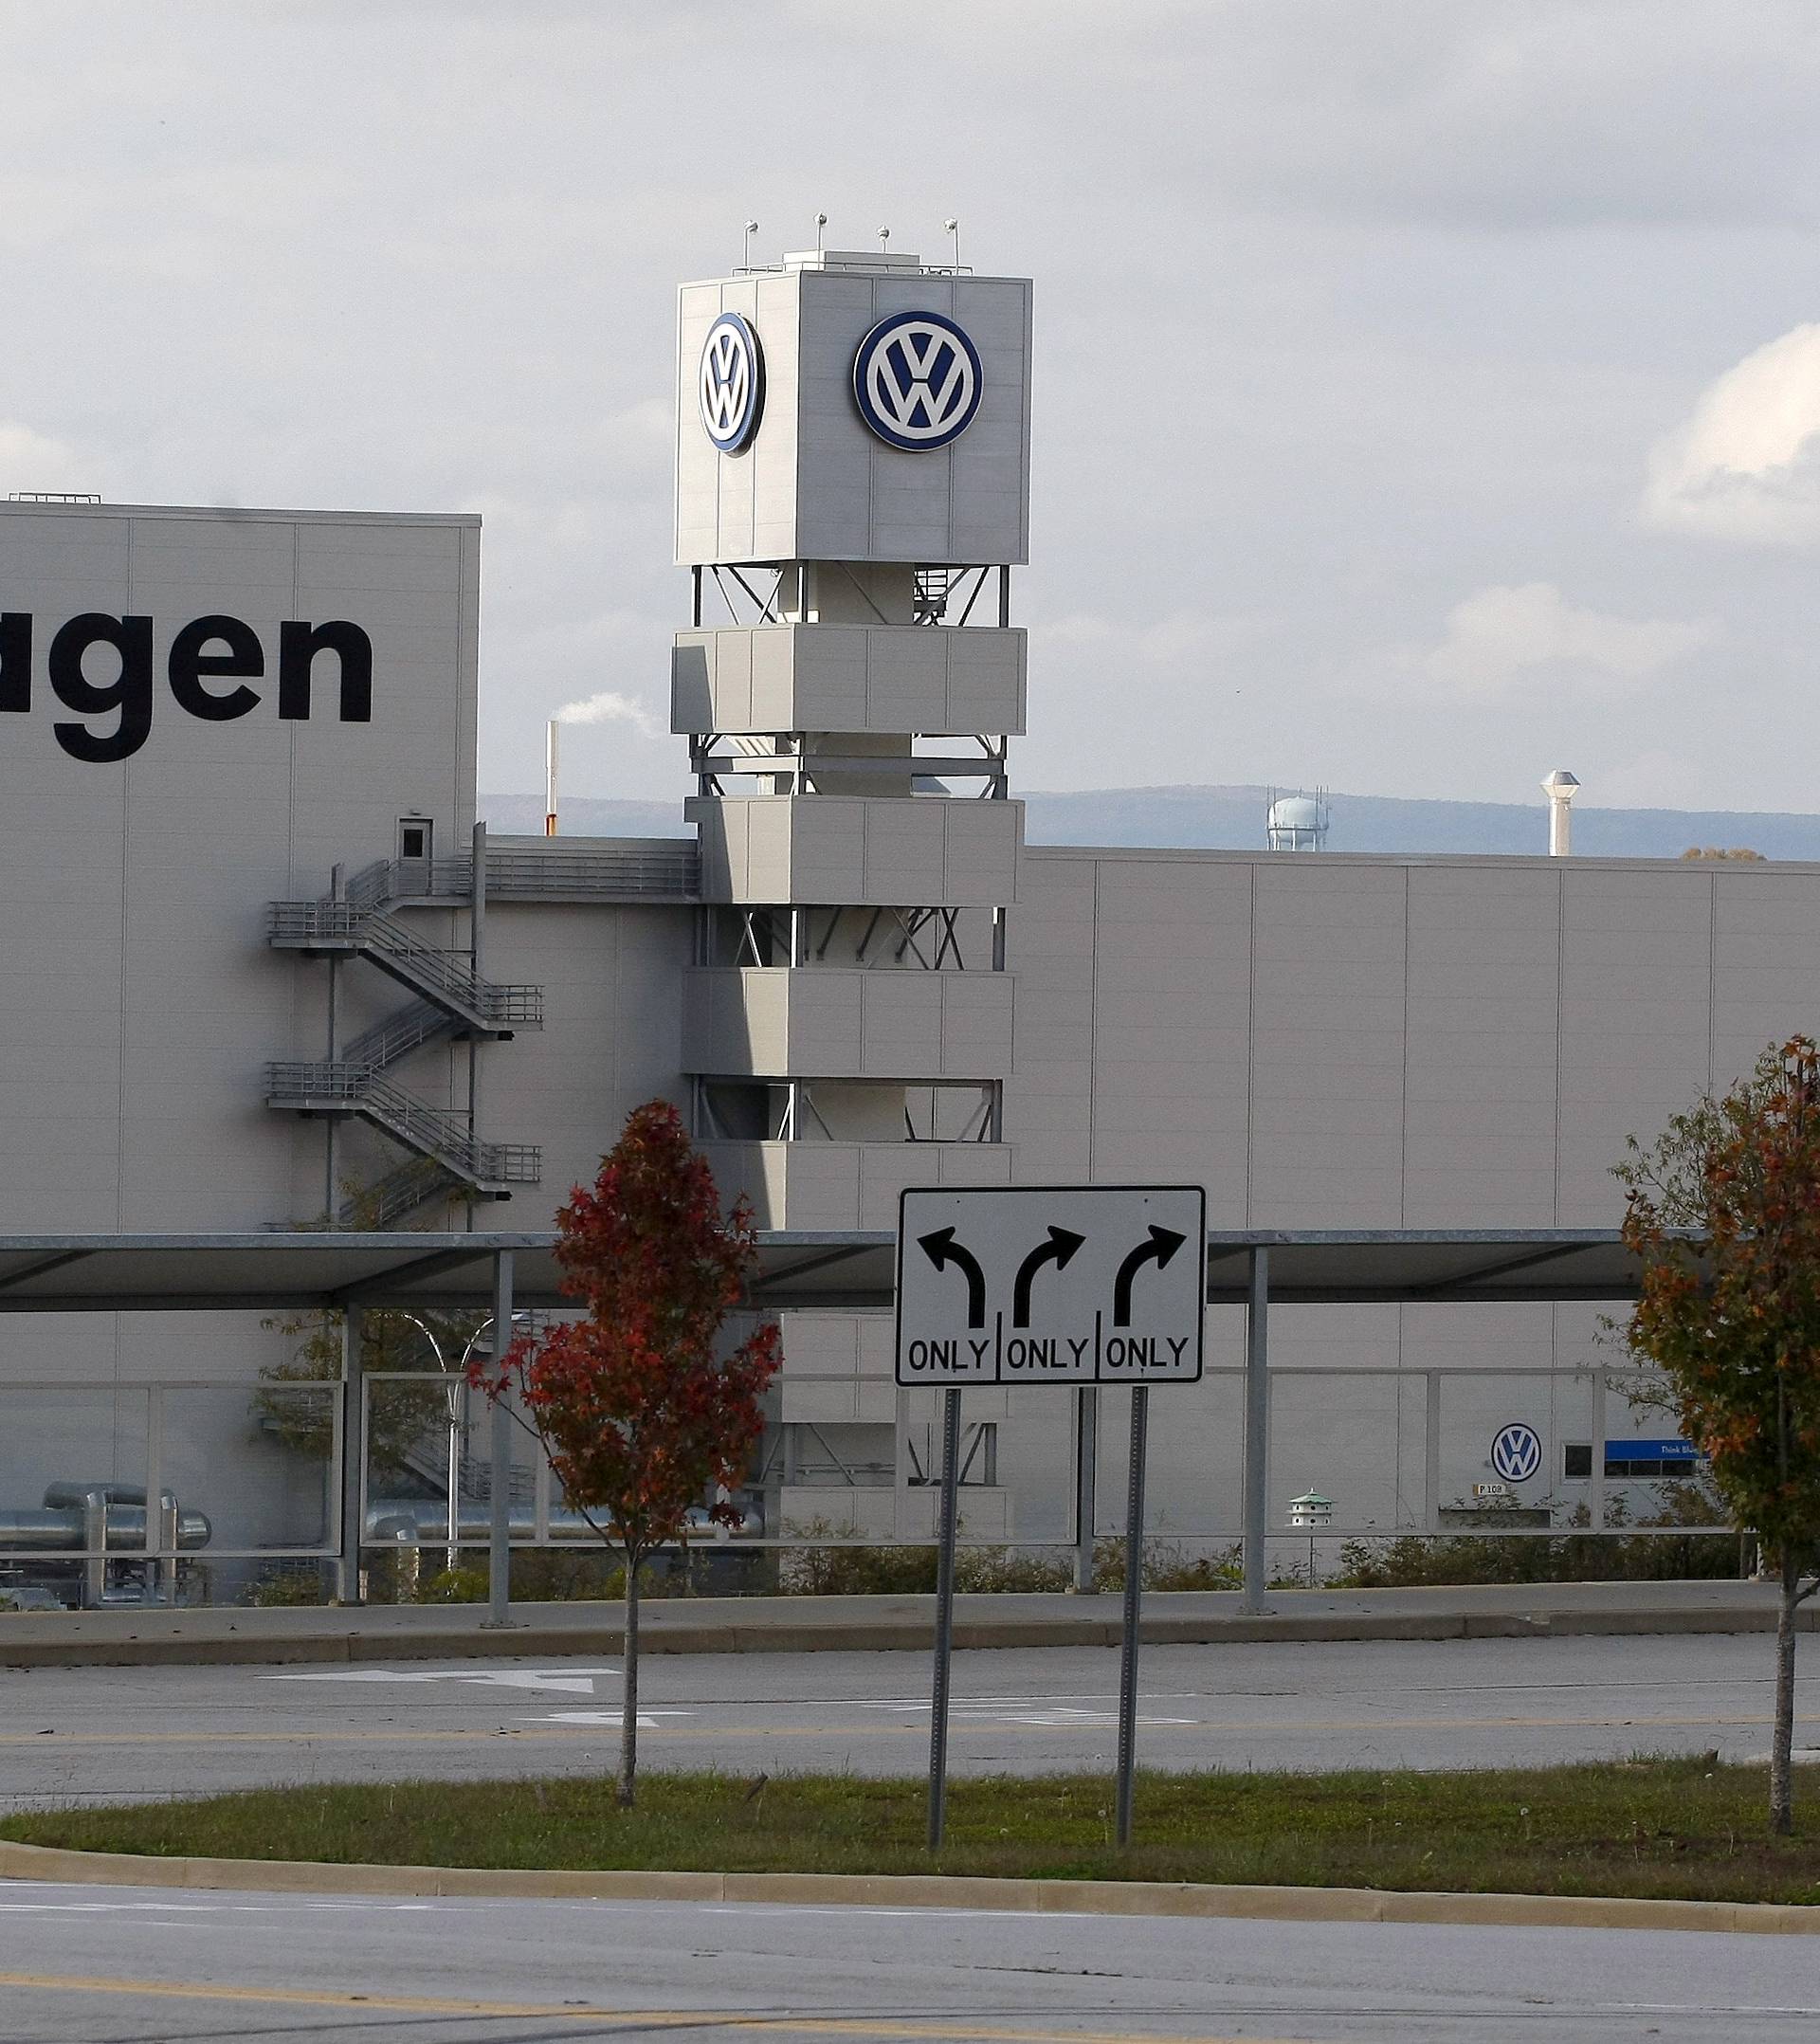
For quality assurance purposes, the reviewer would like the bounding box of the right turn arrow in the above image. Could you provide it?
[1113,1226,1187,1326]
[919,1227,988,1328]
[1012,1226,1087,1327]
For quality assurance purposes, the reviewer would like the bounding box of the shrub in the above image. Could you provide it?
[1090,1536,1242,1593]
[777,1521,1075,1596]
[246,1564,331,1608]
[1328,1482,1744,1589]
[416,1566,490,1604]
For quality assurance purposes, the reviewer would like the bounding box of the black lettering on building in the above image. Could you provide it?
[49,613,154,763]
[168,614,264,721]
[0,613,29,713]
[279,619,373,723]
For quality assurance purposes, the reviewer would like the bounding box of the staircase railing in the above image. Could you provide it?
[328,842,701,906]
[340,997,457,1074]
[266,1062,540,1188]
[265,901,542,1031]
[339,1157,463,1229]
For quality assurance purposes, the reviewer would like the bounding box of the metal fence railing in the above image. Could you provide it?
[336,843,701,907]
[265,900,542,1029]
[264,1064,540,1187]
[0,1360,1739,1612]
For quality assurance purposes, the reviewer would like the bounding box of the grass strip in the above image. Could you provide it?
[8,1759,1820,1907]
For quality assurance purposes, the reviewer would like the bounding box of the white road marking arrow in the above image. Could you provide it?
[265,1668,618,1695]
[536,1710,695,1728]
[862,1700,1193,1727]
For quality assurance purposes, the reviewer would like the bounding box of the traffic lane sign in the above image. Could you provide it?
[896,1184,1206,1386]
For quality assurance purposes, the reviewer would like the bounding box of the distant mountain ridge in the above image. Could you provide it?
[480,785,1820,862]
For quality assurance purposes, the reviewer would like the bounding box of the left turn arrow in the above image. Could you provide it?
[919,1227,988,1328]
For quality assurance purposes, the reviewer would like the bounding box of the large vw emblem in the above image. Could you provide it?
[699,313,763,453]
[851,310,983,450]
[1489,1423,1543,1484]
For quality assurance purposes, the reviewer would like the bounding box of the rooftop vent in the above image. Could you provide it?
[1541,769,1580,857]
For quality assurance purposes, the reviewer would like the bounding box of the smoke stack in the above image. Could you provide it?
[545,720,559,837]
[1541,769,1579,857]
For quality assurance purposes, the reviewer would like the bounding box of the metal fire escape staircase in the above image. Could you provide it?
[265,859,543,1221]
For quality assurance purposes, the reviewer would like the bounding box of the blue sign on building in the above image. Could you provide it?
[1604,1438,1705,1476]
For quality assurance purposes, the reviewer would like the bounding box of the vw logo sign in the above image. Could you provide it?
[851,310,983,450]
[1489,1423,1543,1484]
[699,313,763,453]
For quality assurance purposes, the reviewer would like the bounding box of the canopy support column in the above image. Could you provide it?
[337,1304,364,1604]
[1241,1247,1269,1616]
[484,1249,519,1629]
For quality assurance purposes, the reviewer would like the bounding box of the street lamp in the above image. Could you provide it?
[394,1310,531,1575]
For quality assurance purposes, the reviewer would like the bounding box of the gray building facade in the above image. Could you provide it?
[0,254,1798,1601]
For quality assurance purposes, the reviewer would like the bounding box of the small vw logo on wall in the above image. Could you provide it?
[1489,1423,1543,1484]
[851,310,983,450]
[699,313,763,453]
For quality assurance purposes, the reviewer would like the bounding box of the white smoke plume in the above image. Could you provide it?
[552,690,662,739]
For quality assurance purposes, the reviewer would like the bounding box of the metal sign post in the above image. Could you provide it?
[1115,1383,1150,1847]
[896,1184,1205,1851]
[1072,1384,1098,1592]
[926,1385,963,1851]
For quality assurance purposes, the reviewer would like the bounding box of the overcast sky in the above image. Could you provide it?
[5,1,1820,814]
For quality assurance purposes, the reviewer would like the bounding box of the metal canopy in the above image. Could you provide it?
[0,1226,1653,1314]
[0,1233,568,1314]
[755,1229,1655,1310]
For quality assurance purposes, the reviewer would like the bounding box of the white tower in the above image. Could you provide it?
[1541,770,1579,858]
[671,241,1031,1540]
[673,245,1030,1238]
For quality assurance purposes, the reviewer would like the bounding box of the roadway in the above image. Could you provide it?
[2,1883,1818,2042]
[0,1632,1806,1807]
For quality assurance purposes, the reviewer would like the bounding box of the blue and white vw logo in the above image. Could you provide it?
[1489,1423,1543,1484]
[851,310,983,450]
[699,313,763,453]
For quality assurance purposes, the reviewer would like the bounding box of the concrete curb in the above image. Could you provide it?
[0,1601,1805,1670]
[1,1836,1814,1936]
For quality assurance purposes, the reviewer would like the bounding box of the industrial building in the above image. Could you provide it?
[0,246,1797,1603]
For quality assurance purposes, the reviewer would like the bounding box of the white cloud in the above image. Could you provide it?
[0,420,91,497]
[553,689,663,739]
[1413,582,1715,699]
[1645,323,1820,545]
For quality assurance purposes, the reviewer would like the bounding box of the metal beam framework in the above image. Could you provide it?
[0,1225,1666,1315]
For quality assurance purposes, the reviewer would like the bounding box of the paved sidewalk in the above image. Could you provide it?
[0,1576,1797,1668]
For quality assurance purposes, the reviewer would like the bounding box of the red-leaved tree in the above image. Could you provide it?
[470,1101,779,1806]
[1618,1037,1820,1834]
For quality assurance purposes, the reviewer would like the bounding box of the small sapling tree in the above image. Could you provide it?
[1617,1036,1820,1833]
[470,1101,779,1807]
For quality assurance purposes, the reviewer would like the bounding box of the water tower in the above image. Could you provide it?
[1266,789,1330,852]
